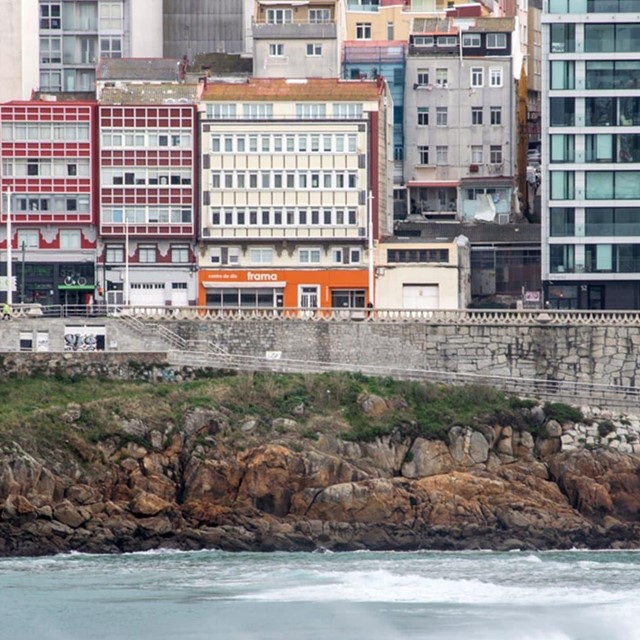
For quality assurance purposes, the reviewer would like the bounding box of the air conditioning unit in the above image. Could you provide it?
[469,164,479,173]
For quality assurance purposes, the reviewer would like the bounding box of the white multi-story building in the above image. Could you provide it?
[197,77,393,311]
[541,0,640,309]
[0,0,163,101]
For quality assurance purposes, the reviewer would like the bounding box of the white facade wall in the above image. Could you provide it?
[128,0,163,57]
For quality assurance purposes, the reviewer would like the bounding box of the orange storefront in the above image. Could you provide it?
[199,269,370,309]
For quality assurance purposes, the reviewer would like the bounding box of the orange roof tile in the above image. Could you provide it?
[200,78,383,102]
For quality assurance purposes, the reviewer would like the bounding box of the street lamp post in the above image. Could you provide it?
[5,188,12,306]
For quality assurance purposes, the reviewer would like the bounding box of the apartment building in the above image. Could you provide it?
[0,0,163,101]
[96,76,198,307]
[541,0,640,310]
[252,0,342,79]
[0,98,98,305]
[198,77,393,310]
[404,17,516,224]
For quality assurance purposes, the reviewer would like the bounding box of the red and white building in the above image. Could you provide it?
[0,98,98,306]
[97,83,199,307]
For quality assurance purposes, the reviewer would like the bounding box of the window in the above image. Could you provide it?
[356,23,372,39]
[17,230,39,249]
[40,2,61,29]
[242,103,273,119]
[550,98,575,126]
[417,69,429,86]
[551,61,575,90]
[138,245,157,263]
[296,103,326,119]
[487,33,507,49]
[436,146,448,165]
[462,34,481,47]
[40,36,61,64]
[334,103,363,119]
[306,43,322,56]
[418,146,429,165]
[472,107,483,125]
[309,8,331,23]
[489,68,503,87]
[100,36,122,59]
[299,248,321,264]
[106,245,124,263]
[550,208,575,236]
[437,36,457,47]
[331,289,365,308]
[269,43,284,57]
[490,145,502,164]
[208,103,237,119]
[551,171,575,200]
[413,36,434,46]
[171,245,190,263]
[471,146,483,163]
[551,134,576,163]
[490,107,502,125]
[436,68,448,87]
[266,8,292,24]
[471,67,484,87]
[99,1,123,30]
[436,107,448,126]
[60,230,81,250]
[417,107,429,126]
[550,23,575,53]
[387,249,450,263]
[249,248,274,264]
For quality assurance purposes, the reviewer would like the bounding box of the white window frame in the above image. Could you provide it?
[417,69,429,86]
[18,229,39,249]
[298,248,322,264]
[306,43,322,56]
[471,67,484,87]
[266,8,292,24]
[436,107,448,126]
[356,23,372,40]
[436,146,448,166]
[249,248,274,264]
[59,229,81,250]
[471,146,483,164]
[268,43,284,57]
[489,67,503,87]
[487,33,507,49]
[462,34,481,47]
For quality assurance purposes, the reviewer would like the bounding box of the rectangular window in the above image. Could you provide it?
[550,98,575,127]
[138,245,157,263]
[269,43,284,57]
[249,248,273,264]
[417,69,429,86]
[106,244,124,263]
[471,146,483,163]
[489,68,503,87]
[299,248,321,264]
[490,145,502,164]
[418,107,429,126]
[242,103,273,119]
[472,107,483,125]
[309,8,331,23]
[551,60,575,90]
[462,34,481,47]
[418,146,429,165]
[487,33,507,49]
[306,43,322,56]
[550,23,575,53]
[436,146,448,165]
[551,171,576,200]
[471,67,484,87]
[18,230,39,249]
[551,134,576,163]
[490,107,502,125]
[436,107,448,126]
[171,245,190,263]
[356,23,372,40]
[60,229,81,249]
[436,68,448,87]
[296,103,326,119]
[266,8,292,24]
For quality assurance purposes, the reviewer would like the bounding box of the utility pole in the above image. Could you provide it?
[20,241,25,303]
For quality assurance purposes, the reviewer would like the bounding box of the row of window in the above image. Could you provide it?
[551,61,640,92]
[101,169,192,187]
[1,122,90,142]
[211,208,359,227]
[268,43,323,57]
[210,170,359,191]
[550,207,640,237]
[550,23,640,54]
[102,207,192,224]
[549,134,640,164]
[2,158,90,178]
[548,0,638,14]
[262,8,332,25]
[550,97,640,127]
[210,246,360,267]
[12,194,89,213]
[40,1,124,31]
[410,33,508,49]
[417,145,502,166]
[104,244,190,264]
[386,249,450,264]
[550,171,640,201]
[17,228,83,249]
[205,103,364,120]
[40,35,123,66]
[550,244,640,275]
[417,106,502,126]
[210,132,359,154]
[101,131,192,149]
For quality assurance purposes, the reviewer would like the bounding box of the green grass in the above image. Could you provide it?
[0,372,551,452]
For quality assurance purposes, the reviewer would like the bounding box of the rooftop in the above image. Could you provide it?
[99,83,198,105]
[392,222,541,244]
[96,58,186,83]
[200,77,384,102]
[189,53,253,77]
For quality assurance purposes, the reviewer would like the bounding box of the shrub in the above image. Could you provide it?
[543,402,583,424]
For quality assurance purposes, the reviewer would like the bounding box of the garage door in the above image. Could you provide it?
[130,283,166,309]
[402,284,439,310]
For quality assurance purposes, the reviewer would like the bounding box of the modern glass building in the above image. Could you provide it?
[541,0,640,309]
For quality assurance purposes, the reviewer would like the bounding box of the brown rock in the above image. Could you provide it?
[54,500,87,528]
[130,491,172,517]
[358,393,389,417]
[402,439,454,478]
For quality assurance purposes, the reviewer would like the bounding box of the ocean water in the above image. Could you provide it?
[1,549,639,640]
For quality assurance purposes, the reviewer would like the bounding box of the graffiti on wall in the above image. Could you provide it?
[64,326,106,352]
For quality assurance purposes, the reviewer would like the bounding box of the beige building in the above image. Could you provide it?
[375,236,471,309]
[197,77,393,310]
[252,0,343,79]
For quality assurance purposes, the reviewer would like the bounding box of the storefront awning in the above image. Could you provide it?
[407,181,459,188]
[58,285,95,290]
[203,281,286,289]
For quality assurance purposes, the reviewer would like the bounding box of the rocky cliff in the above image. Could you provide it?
[2,386,640,557]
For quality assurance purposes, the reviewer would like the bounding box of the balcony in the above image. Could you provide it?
[252,19,336,40]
